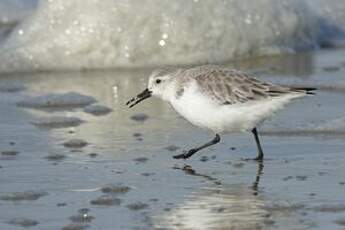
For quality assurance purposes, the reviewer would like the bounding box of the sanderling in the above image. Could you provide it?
[126,65,315,161]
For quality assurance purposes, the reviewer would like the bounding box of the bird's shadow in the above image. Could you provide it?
[173,160,264,196]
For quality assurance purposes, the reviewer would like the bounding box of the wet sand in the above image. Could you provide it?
[0,49,345,229]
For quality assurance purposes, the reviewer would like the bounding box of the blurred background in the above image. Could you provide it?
[1,1,345,230]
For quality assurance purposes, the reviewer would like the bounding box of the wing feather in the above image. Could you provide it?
[186,65,296,105]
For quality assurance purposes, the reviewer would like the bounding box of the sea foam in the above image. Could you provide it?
[0,0,344,73]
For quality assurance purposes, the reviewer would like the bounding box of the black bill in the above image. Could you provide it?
[126,88,152,108]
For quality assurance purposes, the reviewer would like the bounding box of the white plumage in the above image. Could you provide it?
[127,65,315,160]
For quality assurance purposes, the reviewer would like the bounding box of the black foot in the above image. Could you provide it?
[243,156,264,162]
[173,149,197,159]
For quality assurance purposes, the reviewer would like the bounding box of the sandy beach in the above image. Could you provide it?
[0,49,344,229]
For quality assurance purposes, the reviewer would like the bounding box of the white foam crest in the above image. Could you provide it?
[0,0,343,73]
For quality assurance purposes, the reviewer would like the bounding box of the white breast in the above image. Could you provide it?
[169,81,305,134]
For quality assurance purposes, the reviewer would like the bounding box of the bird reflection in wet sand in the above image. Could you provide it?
[252,161,264,196]
[174,161,264,195]
[156,162,269,230]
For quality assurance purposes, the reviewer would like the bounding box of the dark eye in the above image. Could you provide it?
[155,79,161,84]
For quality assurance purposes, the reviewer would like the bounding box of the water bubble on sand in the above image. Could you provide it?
[101,185,131,194]
[69,214,94,223]
[1,150,19,156]
[0,191,48,201]
[83,104,112,116]
[7,218,39,227]
[63,139,89,148]
[78,208,90,214]
[32,116,84,129]
[90,195,121,206]
[126,202,149,211]
[17,92,97,109]
[130,113,149,122]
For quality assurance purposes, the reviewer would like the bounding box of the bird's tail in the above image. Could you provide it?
[291,87,317,95]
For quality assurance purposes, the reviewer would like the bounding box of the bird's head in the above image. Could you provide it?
[126,67,179,108]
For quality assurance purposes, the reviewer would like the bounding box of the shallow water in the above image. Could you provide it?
[0,49,345,229]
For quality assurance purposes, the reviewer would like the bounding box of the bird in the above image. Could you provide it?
[126,65,315,161]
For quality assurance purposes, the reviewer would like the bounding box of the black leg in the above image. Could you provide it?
[252,127,264,161]
[173,134,221,159]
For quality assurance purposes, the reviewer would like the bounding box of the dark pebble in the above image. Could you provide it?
[90,195,121,206]
[62,223,89,230]
[318,172,327,176]
[141,172,155,177]
[323,66,340,72]
[296,175,308,181]
[130,113,149,122]
[63,139,89,148]
[57,203,67,207]
[7,218,39,227]
[0,191,48,201]
[126,202,149,211]
[88,153,98,158]
[133,133,142,137]
[313,204,345,213]
[232,162,245,168]
[83,104,112,116]
[200,156,209,162]
[101,185,131,194]
[44,154,66,161]
[133,157,149,163]
[1,150,19,156]
[335,219,345,226]
[283,176,293,181]
[164,145,180,152]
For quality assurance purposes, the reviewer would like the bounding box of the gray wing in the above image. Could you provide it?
[188,65,298,105]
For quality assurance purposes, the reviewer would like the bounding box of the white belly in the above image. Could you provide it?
[170,85,304,134]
